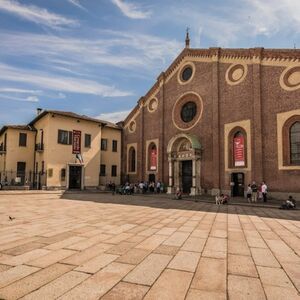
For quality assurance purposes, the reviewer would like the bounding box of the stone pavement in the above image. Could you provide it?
[0,192,299,299]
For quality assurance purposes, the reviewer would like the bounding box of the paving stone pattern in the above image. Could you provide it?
[0,192,299,299]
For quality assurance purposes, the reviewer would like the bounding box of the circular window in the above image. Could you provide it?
[225,63,248,86]
[148,98,158,112]
[181,101,197,123]
[181,67,193,82]
[128,120,136,133]
[172,92,203,131]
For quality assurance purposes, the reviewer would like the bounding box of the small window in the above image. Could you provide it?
[290,122,300,165]
[111,165,117,177]
[48,168,53,177]
[19,133,27,147]
[58,130,72,145]
[112,140,118,152]
[61,168,66,181]
[101,138,108,151]
[100,164,106,176]
[128,147,136,173]
[181,101,197,123]
[181,66,193,81]
[85,134,91,148]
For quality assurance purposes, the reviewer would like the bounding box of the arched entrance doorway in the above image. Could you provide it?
[167,133,202,195]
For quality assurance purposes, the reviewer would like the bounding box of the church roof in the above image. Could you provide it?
[123,46,300,125]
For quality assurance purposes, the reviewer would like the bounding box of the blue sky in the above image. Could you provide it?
[0,0,299,126]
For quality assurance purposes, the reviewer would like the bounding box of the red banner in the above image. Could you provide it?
[72,130,81,154]
[234,135,245,166]
[150,147,157,170]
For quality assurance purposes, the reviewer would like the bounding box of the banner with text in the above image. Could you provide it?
[234,135,245,166]
[72,130,81,154]
[150,147,157,170]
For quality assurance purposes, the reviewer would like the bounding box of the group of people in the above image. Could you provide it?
[246,181,268,203]
[279,196,297,210]
[215,194,230,205]
[118,180,164,195]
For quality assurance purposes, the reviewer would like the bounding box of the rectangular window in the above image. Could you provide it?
[58,130,72,145]
[111,165,117,177]
[85,134,91,148]
[41,161,45,174]
[100,164,106,176]
[61,168,66,181]
[101,138,108,151]
[112,140,118,152]
[19,133,27,147]
[48,168,53,177]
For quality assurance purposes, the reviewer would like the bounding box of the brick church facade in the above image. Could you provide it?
[121,34,300,199]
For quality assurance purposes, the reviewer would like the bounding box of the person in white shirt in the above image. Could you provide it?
[261,182,267,202]
[156,181,161,193]
[138,181,144,193]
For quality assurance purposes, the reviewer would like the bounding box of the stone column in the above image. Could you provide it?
[157,72,166,183]
[210,47,221,195]
[138,97,145,181]
[190,158,197,196]
[167,157,173,194]
[174,160,180,190]
[251,48,264,183]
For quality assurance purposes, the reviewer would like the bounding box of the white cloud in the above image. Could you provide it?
[111,0,151,19]
[0,94,39,102]
[0,87,42,94]
[0,0,78,28]
[243,0,300,36]
[0,31,181,73]
[67,0,87,12]
[96,110,131,123]
[165,0,300,46]
[0,63,132,97]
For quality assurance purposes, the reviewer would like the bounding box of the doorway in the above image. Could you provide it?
[182,160,192,194]
[148,173,155,183]
[231,172,244,197]
[69,165,82,189]
[17,161,26,185]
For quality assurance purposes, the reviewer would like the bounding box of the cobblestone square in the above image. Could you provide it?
[0,192,299,299]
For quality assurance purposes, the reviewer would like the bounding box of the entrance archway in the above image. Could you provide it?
[167,133,202,195]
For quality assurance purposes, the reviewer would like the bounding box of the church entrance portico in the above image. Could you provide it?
[167,133,202,196]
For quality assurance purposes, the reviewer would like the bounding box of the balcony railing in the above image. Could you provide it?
[0,144,6,154]
[35,143,44,152]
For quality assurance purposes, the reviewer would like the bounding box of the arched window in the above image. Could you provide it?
[282,116,300,166]
[128,147,136,173]
[148,143,157,171]
[290,122,300,165]
[228,127,247,168]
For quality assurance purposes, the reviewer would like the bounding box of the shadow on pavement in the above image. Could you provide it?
[60,191,300,221]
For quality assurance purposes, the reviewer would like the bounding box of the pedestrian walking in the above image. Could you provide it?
[246,184,252,203]
[156,181,161,193]
[261,181,268,202]
[251,181,258,202]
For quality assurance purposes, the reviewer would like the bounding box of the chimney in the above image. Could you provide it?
[36,108,43,116]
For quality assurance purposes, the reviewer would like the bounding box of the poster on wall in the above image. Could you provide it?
[150,147,157,170]
[234,135,245,166]
[72,130,81,154]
